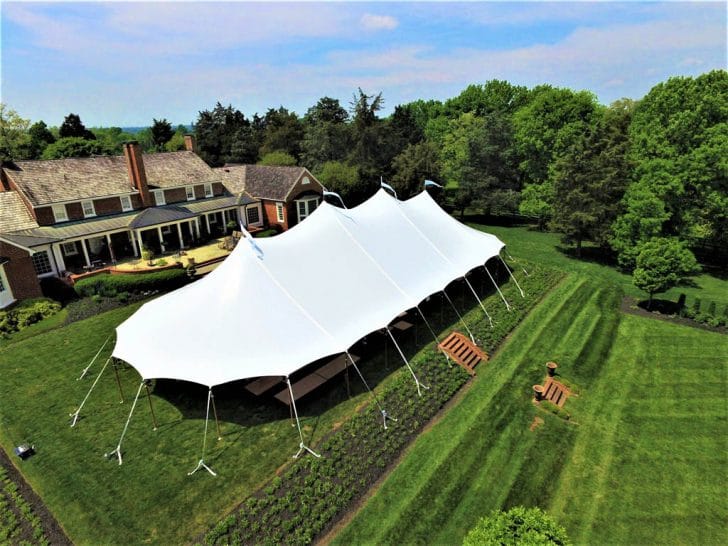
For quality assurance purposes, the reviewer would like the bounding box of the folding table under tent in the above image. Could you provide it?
[89,187,516,474]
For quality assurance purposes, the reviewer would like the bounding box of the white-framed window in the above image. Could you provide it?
[276,202,285,223]
[302,176,310,185]
[186,185,195,201]
[120,195,133,212]
[61,242,79,256]
[0,269,5,292]
[31,251,53,275]
[52,204,69,223]
[246,206,260,225]
[204,183,213,198]
[153,190,166,206]
[296,197,319,223]
[81,200,96,218]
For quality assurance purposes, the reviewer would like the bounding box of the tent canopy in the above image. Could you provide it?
[112,189,505,387]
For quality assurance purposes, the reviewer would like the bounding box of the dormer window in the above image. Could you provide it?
[302,176,310,185]
[153,190,166,206]
[52,204,68,223]
[204,183,213,198]
[186,186,195,201]
[81,200,96,218]
[120,195,133,212]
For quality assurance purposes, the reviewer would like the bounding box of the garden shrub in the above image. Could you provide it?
[74,268,189,298]
[707,301,716,317]
[0,298,61,334]
[39,276,78,304]
[463,506,570,546]
[692,297,701,315]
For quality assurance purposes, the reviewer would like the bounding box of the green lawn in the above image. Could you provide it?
[477,223,728,308]
[334,274,728,545]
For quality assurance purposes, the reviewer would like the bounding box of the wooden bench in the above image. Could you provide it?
[273,353,360,405]
[438,331,488,376]
[542,377,570,407]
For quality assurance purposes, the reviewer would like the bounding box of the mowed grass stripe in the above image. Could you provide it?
[335,278,622,545]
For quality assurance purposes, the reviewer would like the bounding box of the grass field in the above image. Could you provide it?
[334,274,728,544]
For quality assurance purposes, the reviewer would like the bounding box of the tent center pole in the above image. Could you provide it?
[483,265,511,311]
[78,335,112,380]
[144,381,158,430]
[386,328,429,396]
[464,276,494,329]
[70,357,111,427]
[499,254,525,298]
[210,389,222,440]
[188,388,217,476]
[416,305,449,364]
[105,380,144,465]
[347,352,396,430]
[442,290,476,345]
[113,360,125,403]
[287,378,321,459]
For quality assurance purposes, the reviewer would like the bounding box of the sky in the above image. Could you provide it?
[1,1,726,127]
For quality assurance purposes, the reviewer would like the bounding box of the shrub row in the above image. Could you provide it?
[204,262,564,546]
[74,268,189,298]
[679,296,728,328]
[0,465,49,545]
[0,298,61,334]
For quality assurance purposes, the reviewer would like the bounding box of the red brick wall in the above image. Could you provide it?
[94,196,123,216]
[262,200,288,230]
[285,171,323,228]
[35,206,55,226]
[131,194,144,209]
[0,242,42,300]
[212,182,225,196]
[66,201,84,221]
[194,185,205,199]
[164,187,187,204]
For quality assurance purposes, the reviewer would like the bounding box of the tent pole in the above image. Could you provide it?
[105,380,144,465]
[70,357,111,427]
[287,378,321,459]
[442,290,476,345]
[188,388,217,476]
[464,276,494,328]
[210,389,222,441]
[112,360,125,403]
[344,358,351,397]
[483,265,511,311]
[347,352,396,430]
[77,335,111,380]
[499,254,525,298]
[386,328,429,396]
[144,381,158,430]
[416,305,449,364]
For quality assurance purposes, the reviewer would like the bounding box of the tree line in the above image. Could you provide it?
[1,70,726,283]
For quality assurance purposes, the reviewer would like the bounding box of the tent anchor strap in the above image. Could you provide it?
[70,357,111,427]
[188,388,217,476]
[287,378,321,459]
[105,380,145,465]
[347,353,396,430]
[442,290,475,345]
[484,264,511,311]
[78,335,112,380]
[386,328,429,396]
[499,254,525,298]
[464,276,494,329]
[416,306,449,365]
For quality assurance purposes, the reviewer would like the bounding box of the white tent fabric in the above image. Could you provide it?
[112,189,505,387]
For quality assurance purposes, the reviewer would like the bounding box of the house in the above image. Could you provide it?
[216,165,324,232]
[0,137,324,308]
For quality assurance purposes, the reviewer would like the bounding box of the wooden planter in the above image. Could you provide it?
[547,361,558,377]
[533,384,545,401]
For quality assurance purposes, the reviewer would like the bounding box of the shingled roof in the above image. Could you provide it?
[3,151,221,207]
[0,191,40,233]
[216,165,317,201]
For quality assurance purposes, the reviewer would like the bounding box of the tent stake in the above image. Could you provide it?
[105,380,144,465]
[499,254,525,298]
[113,360,125,403]
[287,378,321,459]
[386,328,429,396]
[416,305,449,364]
[210,389,222,440]
[77,335,111,380]
[442,290,476,345]
[144,381,157,430]
[464,276,494,328]
[70,357,111,427]
[347,353,396,430]
[188,388,217,476]
[484,265,511,311]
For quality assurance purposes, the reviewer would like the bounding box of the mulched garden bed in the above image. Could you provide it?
[620,296,727,334]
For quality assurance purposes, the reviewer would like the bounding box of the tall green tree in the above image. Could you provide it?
[301,97,350,171]
[348,88,390,181]
[195,102,250,166]
[59,113,96,140]
[390,141,440,199]
[24,120,56,159]
[0,104,31,162]
[632,237,699,308]
[150,118,174,151]
[41,137,104,159]
[260,107,304,159]
[315,160,370,206]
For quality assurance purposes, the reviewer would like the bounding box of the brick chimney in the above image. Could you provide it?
[184,134,197,153]
[0,167,8,192]
[123,141,152,207]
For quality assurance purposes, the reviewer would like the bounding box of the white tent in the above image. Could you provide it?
[79,188,512,469]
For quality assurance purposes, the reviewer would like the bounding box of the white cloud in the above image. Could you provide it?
[360,13,398,31]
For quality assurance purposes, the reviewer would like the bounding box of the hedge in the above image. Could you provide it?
[74,269,190,298]
[0,298,62,334]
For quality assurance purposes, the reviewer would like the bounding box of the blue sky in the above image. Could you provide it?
[2,1,726,127]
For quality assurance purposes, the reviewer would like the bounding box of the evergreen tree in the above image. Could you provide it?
[59,113,96,140]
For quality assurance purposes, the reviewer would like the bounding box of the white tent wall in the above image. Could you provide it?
[112,188,507,389]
